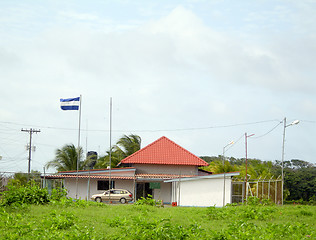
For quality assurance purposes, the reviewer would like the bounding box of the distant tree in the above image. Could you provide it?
[199,156,221,163]
[201,159,237,174]
[9,171,41,186]
[46,144,84,172]
[284,160,316,201]
[200,156,277,179]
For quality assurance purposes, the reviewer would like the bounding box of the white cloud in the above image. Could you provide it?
[59,11,99,21]
[1,2,316,172]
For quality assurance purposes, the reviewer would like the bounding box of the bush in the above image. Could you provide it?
[134,194,163,207]
[246,196,274,206]
[50,188,68,202]
[0,180,50,206]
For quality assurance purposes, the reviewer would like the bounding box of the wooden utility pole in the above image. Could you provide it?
[21,128,41,177]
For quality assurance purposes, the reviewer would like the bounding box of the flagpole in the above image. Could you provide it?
[76,94,82,199]
[109,97,112,202]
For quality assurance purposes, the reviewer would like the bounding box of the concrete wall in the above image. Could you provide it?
[133,164,197,175]
[174,177,232,207]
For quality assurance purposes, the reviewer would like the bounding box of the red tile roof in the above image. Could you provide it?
[58,167,135,174]
[119,136,208,166]
[136,173,197,179]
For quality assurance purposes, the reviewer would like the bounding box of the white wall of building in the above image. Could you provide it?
[133,164,197,175]
[175,177,232,207]
[64,178,88,200]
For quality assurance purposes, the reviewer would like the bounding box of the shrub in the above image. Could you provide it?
[0,180,50,206]
[107,216,205,239]
[50,188,68,201]
[134,194,163,207]
[246,196,274,206]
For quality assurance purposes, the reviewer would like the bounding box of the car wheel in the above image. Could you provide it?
[120,198,127,204]
[95,197,102,203]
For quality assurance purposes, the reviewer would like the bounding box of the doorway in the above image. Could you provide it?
[136,182,153,200]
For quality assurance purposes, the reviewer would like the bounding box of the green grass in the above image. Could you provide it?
[0,201,315,239]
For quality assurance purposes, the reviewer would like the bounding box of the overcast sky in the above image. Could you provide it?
[1,0,316,173]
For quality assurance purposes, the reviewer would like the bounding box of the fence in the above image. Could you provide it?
[232,178,282,204]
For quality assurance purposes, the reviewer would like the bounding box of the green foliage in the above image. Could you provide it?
[134,194,163,207]
[200,156,316,202]
[284,162,316,202]
[0,207,94,239]
[46,144,84,171]
[107,216,205,239]
[0,204,315,239]
[115,134,141,158]
[212,220,314,240]
[0,180,50,206]
[8,171,41,187]
[246,196,274,206]
[207,204,276,221]
[44,210,76,230]
[50,188,68,201]
[95,134,141,169]
[203,160,238,174]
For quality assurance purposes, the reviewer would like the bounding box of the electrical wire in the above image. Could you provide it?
[0,119,281,133]
[225,134,244,152]
[221,121,283,153]
[252,121,283,139]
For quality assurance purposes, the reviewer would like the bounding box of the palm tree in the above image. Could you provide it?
[94,134,141,169]
[114,134,141,159]
[94,150,121,169]
[46,144,83,171]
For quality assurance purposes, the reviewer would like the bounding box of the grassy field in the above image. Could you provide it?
[0,200,315,239]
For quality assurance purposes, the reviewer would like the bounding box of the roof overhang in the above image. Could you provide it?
[164,172,240,183]
[43,174,135,180]
[57,167,136,175]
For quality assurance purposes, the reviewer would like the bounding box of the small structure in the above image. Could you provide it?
[165,172,240,207]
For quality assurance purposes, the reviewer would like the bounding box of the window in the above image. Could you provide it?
[97,180,115,190]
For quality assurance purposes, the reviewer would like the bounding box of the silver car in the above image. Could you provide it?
[91,189,133,204]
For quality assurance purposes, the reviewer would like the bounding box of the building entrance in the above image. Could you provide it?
[136,182,153,200]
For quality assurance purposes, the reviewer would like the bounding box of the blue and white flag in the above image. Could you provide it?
[60,97,80,110]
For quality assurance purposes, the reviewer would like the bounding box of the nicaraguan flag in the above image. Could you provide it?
[60,97,80,110]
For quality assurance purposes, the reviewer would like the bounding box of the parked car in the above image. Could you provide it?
[91,189,133,204]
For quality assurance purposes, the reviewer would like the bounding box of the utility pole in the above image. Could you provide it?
[245,133,254,201]
[21,128,41,177]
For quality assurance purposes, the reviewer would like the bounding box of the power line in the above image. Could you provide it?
[253,121,283,139]
[1,119,281,133]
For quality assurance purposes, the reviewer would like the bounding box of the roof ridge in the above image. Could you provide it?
[118,136,208,166]
[117,136,167,165]
[163,136,206,164]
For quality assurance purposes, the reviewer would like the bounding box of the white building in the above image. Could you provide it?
[44,136,239,207]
